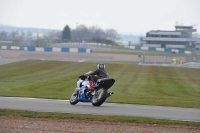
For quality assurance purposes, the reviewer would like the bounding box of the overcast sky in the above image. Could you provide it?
[0,0,200,34]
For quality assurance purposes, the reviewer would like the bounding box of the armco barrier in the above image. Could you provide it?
[0,46,92,53]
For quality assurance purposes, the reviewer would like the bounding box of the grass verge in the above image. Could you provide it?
[92,45,185,56]
[0,42,50,47]
[0,60,200,108]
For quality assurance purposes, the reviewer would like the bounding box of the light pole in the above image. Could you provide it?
[76,22,78,42]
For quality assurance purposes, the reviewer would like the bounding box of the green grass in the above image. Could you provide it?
[92,45,185,56]
[94,50,185,56]
[0,42,23,46]
[88,60,139,65]
[0,42,50,47]
[95,50,185,56]
[0,109,199,126]
[0,60,200,108]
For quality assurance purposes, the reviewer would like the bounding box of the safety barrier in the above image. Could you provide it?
[0,46,92,53]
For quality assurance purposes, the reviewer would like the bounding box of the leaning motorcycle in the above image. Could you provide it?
[69,73,115,106]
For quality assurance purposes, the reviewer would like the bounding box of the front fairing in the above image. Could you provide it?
[77,79,90,91]
[78,86,91,102]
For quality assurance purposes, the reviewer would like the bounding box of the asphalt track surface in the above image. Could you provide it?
[0,97,200,122]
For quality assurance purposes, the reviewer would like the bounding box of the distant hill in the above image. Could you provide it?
[0,24,61,34]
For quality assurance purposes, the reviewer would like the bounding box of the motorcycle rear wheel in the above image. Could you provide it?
[69,90,79,105]
[91,88,107,106]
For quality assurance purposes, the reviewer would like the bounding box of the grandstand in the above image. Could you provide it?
[140,25,199,50]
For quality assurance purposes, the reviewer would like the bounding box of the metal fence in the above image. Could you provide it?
[139,50,200,68]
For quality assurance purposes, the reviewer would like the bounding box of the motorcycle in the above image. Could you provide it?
[69,73,115,106]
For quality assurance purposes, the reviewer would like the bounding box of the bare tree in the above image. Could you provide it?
[19,32,25,41]
[76,24,90,42]
[69,24,119,44]
[0,31,8,40]
[11,31,19,41]
[105,29,118,39]
[26,32,32,40]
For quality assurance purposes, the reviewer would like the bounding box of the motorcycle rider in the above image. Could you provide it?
[85,64,109,90]
[74,63,113,97]
[74,64,109,95]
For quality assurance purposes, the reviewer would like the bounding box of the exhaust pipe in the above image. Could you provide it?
[110,92,114,95]
[107,92,114,98]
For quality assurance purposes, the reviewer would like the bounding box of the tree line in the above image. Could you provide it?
[0,24,119,46]
[62,24,119,45]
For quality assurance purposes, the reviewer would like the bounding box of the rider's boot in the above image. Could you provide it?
[91,89,96,95]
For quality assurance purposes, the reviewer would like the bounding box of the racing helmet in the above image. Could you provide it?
[97,64,106,70]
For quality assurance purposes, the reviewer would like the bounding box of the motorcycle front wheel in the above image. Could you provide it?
[91,88,107,106]
[69,90,79,105]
